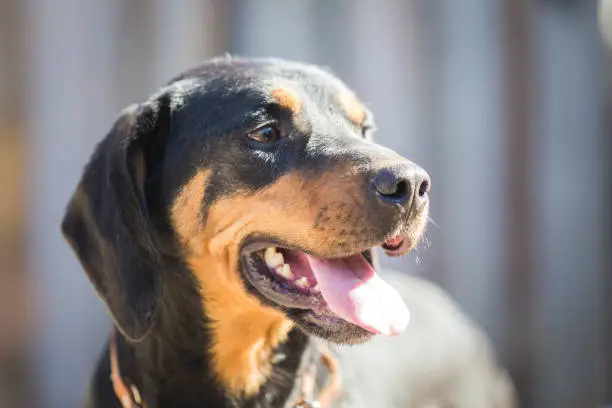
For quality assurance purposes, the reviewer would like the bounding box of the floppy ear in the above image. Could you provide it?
[61,96,170,341]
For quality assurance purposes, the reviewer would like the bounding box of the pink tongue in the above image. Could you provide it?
[305,254,409,336]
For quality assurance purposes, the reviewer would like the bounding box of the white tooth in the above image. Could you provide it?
[276,264,294,280]
[264,247,285,268]
[295,277,310,289]
[270,253,285,268]
[311,284,320,292]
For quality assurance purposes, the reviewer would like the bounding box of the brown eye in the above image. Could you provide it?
[246,124,281,143]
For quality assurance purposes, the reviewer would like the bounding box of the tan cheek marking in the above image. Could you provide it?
[170,168,366,397]
[337,91,366,125]
[204,169,365,259]
[188,255,293,397]
[271,88,302,114]
[171,171,293,397]
[170,169,212,253]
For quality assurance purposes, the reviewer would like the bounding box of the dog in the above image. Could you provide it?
[62,56,516,407]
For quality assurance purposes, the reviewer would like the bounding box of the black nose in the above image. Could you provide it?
[372,164,430,209]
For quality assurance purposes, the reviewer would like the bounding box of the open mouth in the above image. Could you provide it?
[241,234,411,336]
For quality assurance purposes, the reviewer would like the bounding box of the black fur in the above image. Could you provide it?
[63,56,429,407]
[61,98,172,341]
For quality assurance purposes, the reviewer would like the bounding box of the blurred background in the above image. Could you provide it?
[0,0,610,407]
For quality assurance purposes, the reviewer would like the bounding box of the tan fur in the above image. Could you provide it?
[171,170,211,253]
[171,167,428,396]
[271,88,302,114]
[171,170,295,397]
[187,255,293,397]
[337,91,366,125]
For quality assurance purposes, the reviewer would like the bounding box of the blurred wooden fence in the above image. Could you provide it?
[0,1,608,407]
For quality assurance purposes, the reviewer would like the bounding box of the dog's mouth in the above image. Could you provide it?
[240,233,412,336]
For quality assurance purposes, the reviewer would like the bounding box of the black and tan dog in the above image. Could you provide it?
[62,56,434,407]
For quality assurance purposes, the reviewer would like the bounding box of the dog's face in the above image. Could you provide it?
[62,57,430,390]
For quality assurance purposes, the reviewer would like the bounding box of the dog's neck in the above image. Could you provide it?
[111,264,314,408]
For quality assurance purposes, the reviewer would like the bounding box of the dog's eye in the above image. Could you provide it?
[246,124,281,143]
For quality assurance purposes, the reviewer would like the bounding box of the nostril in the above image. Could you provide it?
[373,168,412,205]
[391,180,409,200]
[374,165,429,208]
[418,180,429,198]
[373,168,399,196]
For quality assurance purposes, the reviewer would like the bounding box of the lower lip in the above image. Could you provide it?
[382,238,408,256]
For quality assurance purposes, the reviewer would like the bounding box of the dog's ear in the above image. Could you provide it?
[61,95,171,341]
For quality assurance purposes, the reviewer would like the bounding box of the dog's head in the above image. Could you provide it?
[62,56,430,353]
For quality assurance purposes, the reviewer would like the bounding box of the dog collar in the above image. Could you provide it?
[109,332,145,408]
[293,348,342,408]
[109,332,341,408]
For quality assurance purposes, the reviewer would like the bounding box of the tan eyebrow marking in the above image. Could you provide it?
[337,91,366,125]
[271,88,302,114]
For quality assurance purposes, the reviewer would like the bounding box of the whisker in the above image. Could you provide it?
[427,216,440,230]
